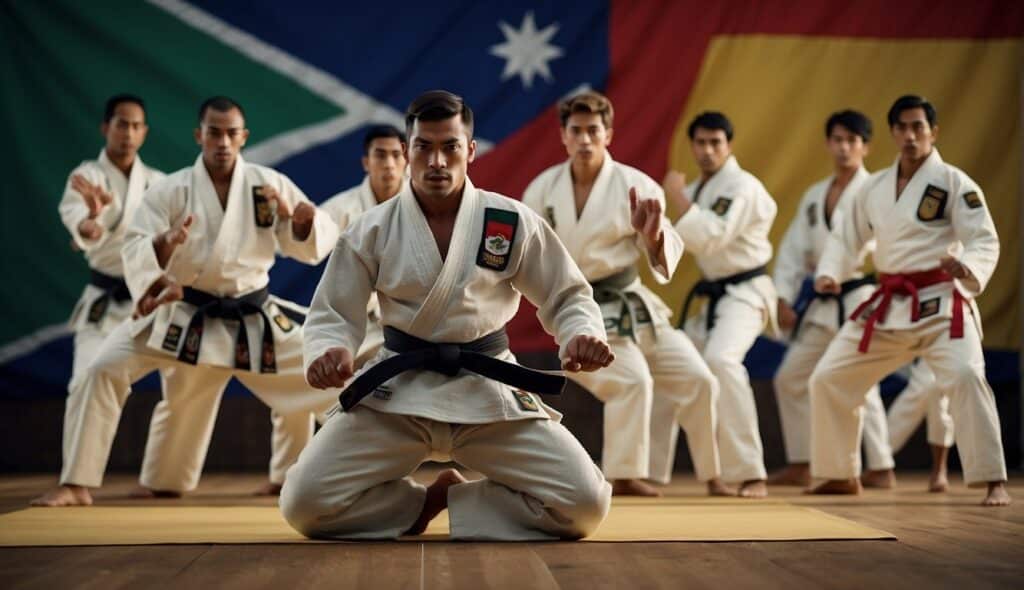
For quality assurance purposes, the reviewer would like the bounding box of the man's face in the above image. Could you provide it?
[560,112,612,165]
[891,107,936,161]
[826,124,869,170]
[363,136,406,197]
[407,115,476,201]
[194,107,249,172]
[690,127,731,175]
[102,102,148,159]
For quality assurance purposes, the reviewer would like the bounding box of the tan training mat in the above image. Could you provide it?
[0,498,895,545]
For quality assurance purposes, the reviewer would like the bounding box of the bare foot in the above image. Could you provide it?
[767,463,810,487]
[706,478,736,497]
[29,485,93,507]
[612,478,662,497]
[861,469,896,489]
[738,479,767,498]
[130,486,183,499]
[982,482,1011,507]
[253,482,283,497]
[404,468,467,535]
[929,445,950,493]
[808,478,862,495]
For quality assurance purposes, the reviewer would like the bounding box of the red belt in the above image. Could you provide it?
[849,268,965,353]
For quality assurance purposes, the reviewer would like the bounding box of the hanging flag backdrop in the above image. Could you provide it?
[1,0,1021,400]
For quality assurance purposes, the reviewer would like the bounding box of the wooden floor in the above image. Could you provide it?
[1,470,1022,589]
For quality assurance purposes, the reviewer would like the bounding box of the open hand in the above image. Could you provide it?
[136,275,183,317]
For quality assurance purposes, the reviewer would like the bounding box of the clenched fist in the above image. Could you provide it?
[562,335,615,373]
[136,275,183,317]
[307,347,354,389]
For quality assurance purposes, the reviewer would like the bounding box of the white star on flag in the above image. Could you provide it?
[489,11,564,89]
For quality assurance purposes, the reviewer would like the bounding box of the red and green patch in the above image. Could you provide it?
[477,208,519,271]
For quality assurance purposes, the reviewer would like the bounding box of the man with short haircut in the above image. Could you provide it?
[770,110,896,488]
[664,112,778,498]
[32,96,340,507]
[523,91,728,497]
[281,90,615,540]
[809,95,1009,506]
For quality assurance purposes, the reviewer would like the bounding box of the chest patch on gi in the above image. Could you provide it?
[710,197,733,216]
[806,202,817,227]
[477,208,518,271]
[917,184,948,222]
[87,297,109,323]
[544,205,557,229]
[162,324,183,352]
[513,389,539,412]
[253,186,275,228]
[919,297,940,319]
[962,191,983,209]
[273,313,294,332]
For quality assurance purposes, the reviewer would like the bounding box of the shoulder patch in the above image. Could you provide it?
[806,202,817,227]
[916,184,948,222]
[962,191,983,209]
[710,197,733,216]
[476,208,519,271]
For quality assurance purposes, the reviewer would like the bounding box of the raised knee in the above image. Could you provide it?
[559,479,611,539]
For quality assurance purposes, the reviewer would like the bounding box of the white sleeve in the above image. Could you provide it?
[121,180,179,302]
[511,213,607,362]
[303,228,377,372]
[58,165,107,252]
[673,182,753,258]
[950,176,999,296]
[772,193,811,304]
[633,175,683,283]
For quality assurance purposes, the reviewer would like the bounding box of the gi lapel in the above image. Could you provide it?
[404,177,482,338]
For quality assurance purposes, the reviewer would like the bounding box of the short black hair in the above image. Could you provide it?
[363,125,407,155]
[104,94,145,123]
[198,96,246,124]
[687,111,733,141]
[405,90,474,139]
[887,95,937,128]
[825,110,872,142]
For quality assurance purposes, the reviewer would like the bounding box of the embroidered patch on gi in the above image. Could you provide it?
[273,314,294,332]
[261,342,277,374]
[253,186,275,228]
[181,324,202,364]
[962,191,983,209]
[919,297,940,319]
[513,389,539,412]
[544,205,557,228]
[162,324,183,352]
[806,202,817,227]
[710,197,733,216]
[373,386,392,401]
[917,184,948,222]
[235,340,251,368]
[603,316,619,332]
[476,208,519,271]
[86,297,109,323]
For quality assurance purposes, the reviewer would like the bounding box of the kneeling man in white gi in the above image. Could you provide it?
[281,90,616,541]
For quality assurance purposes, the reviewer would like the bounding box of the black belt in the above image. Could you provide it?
[85,269,132,323]
[791,274,876,338]
[678,266,767,332]
[178,286,276,373]
[338,326,565,411]
[591,267,650,340]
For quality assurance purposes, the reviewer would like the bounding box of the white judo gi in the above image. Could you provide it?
[888,360,954,452]
[810,149,1005,486]
[772,168,893,471]
[280,178,612,541]
[672,156,778,483]
[59,154,340,490]
[523,156,720,483]
[57,150,207,486]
